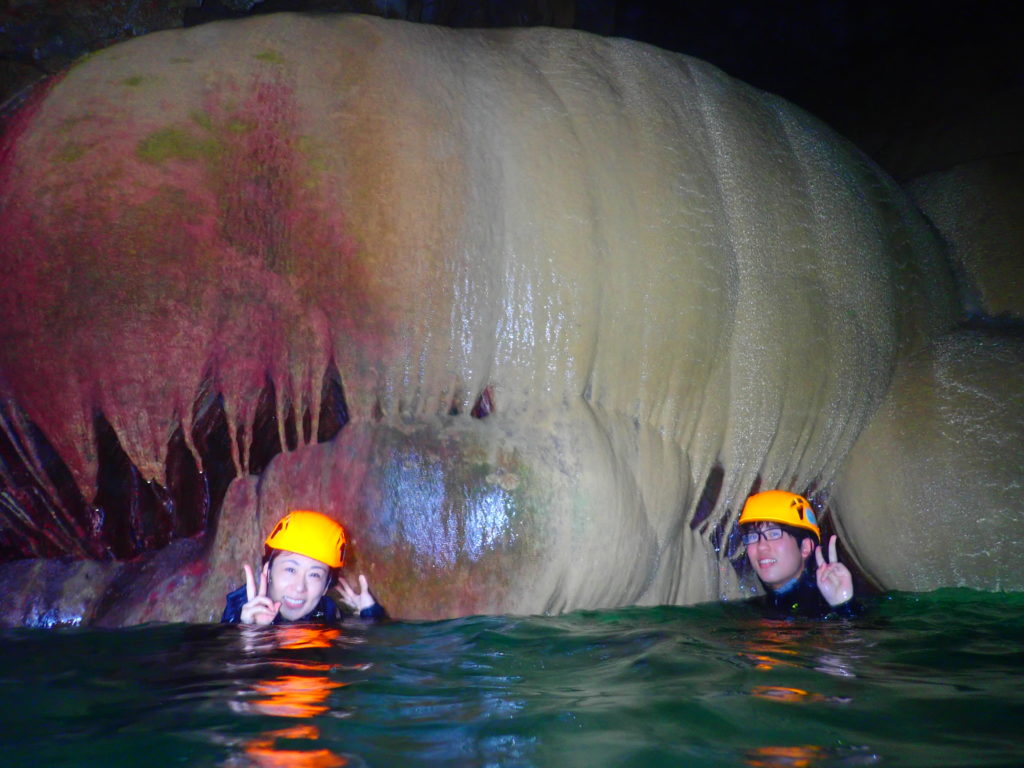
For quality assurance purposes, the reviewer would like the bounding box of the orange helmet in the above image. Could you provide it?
[264,510,346,568]
[738,490,820,541]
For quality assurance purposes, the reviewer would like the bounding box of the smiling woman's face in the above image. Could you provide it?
[267,550,331,620]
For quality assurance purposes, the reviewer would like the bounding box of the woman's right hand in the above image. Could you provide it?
[240,562,280,625]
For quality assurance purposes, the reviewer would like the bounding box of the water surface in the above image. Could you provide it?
[2,589,1022,767]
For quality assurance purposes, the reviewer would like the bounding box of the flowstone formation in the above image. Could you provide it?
[0,14,1014,627]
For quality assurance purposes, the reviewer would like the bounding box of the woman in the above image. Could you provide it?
[221,509,385,624]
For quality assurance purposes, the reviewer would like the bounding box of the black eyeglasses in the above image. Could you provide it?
[742,528,785,545]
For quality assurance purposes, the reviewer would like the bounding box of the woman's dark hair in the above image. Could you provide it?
[263,546,341,589]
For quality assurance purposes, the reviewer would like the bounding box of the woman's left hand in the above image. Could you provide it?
[336,574,377,612]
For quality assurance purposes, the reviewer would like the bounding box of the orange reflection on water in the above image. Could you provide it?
[274,626,340,650]
[743,653,792,671]
[750,684,851,707]
[738,621,804,670]
[244,724,347,768]
[239,626,348,766]
[251,674,345,718]
[744,744,825,768]
[750,685,811,703]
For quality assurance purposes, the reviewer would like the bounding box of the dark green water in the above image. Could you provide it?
[2,589,1022,767]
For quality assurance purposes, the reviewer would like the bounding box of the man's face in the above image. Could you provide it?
[744,523,813,590]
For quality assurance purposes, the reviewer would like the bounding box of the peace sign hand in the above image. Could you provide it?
[815,535,854,607]
[336,574,377,612]
[240,562,280,625]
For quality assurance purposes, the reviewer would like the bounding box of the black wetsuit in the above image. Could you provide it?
[754,565,862,620]
[221,585,386,624]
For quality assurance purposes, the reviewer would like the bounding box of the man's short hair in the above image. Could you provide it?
[781,523,819,550]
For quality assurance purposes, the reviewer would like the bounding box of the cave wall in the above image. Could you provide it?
[2,14,1012,625]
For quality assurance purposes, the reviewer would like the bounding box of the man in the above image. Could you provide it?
[739,490,859,618]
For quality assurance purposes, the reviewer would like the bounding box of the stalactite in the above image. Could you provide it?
[0,364,351,563]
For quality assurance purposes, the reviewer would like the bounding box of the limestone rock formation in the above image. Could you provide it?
[1,14,1014,626]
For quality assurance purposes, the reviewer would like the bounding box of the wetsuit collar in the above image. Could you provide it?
[769,574,801,595]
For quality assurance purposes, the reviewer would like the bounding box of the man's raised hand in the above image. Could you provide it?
[815,534,854,607]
